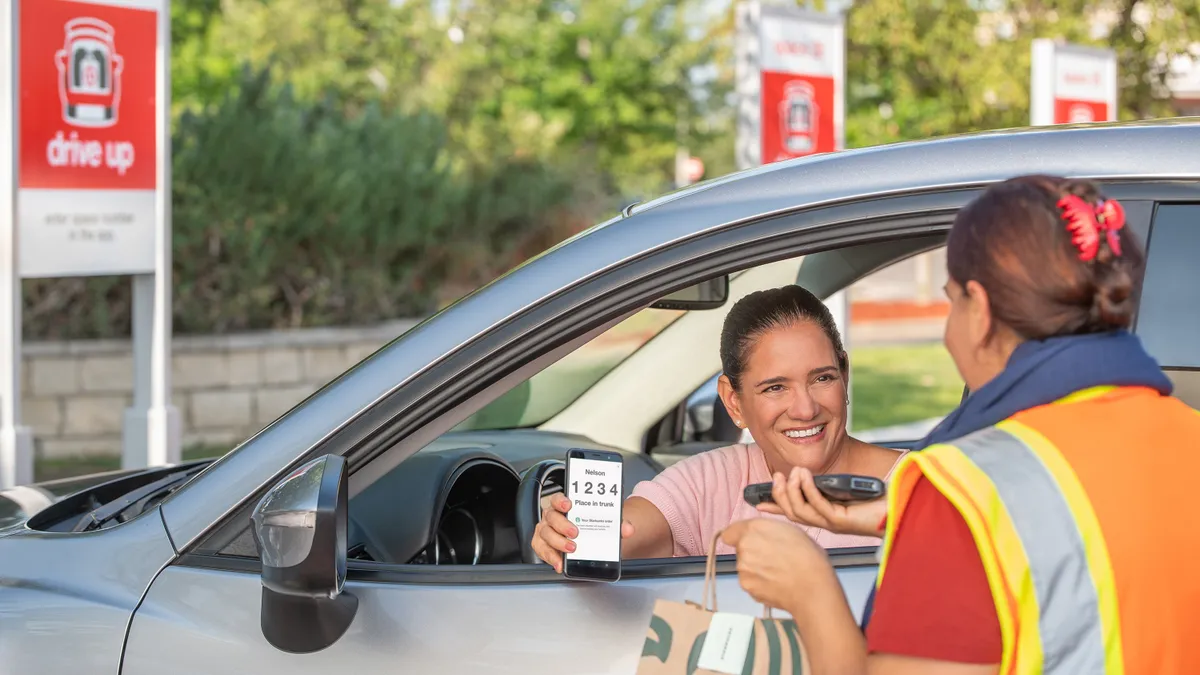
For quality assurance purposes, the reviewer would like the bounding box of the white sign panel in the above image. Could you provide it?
[736,2,845,169]
[1031,38,1118,126]
[18,0,162,278]
[3,0,179,488]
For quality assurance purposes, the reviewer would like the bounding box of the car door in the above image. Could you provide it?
[121,553,881,675]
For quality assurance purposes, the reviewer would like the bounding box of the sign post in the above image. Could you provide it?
[1031,38,1119,126]
[0,0,31,487]
[2,0,178,487]
[735,1,844,169]
[735,1,850,425]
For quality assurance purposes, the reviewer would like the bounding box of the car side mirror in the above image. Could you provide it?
[685,393,716,440]
[683,377,742,444]
[650,275,729,310]
[251,454,358,653]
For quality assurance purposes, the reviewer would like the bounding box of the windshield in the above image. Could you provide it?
[454,307,685,431]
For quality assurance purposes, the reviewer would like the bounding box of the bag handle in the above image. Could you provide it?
[702,530,721,612]
[704,527,774,619]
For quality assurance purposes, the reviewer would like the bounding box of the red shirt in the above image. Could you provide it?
[865,475,1003,664]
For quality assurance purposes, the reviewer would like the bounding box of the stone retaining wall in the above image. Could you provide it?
[22,320,420,459]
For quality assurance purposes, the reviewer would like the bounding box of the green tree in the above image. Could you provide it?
[206,0,718,195]
[1101,1,1200,119]
[171,0,238,112]
[702,1,1199,153]
[844,0,1200,148]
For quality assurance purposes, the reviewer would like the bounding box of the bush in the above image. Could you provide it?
[24,67,590,339]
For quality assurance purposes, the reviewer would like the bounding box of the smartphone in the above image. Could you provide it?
[562,448,624,582]
[743,473,885,505]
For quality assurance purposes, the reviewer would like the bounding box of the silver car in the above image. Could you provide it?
[3,119,1200,674]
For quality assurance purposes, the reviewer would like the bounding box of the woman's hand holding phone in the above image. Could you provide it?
[758,466,888,538]
[531,493,635,574]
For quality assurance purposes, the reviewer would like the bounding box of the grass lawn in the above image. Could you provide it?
[849,342,964,432]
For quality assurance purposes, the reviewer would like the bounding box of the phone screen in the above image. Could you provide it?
[564,452,623,579]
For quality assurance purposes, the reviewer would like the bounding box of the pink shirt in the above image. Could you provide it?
[631,443,905,557]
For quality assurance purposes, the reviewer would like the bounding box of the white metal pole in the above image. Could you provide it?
[734,0,761,172]
[127,0,180,468]
[122,0,180,469]
[150,0,179,466]
[123,274,151,467]
[1106,50,1119,122]
[0,0,31,488]
[1030,38,1056,126]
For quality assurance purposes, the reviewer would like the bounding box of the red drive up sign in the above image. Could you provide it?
[1031,39,1118,126]
[757,7,843,164]
[18,0,160,278]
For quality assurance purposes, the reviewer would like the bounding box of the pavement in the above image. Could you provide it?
[854,416,945,443]
[849,316,946,346]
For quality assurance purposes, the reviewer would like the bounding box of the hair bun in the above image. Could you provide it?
[948,174,1146,341]
[1087,268,1135,331]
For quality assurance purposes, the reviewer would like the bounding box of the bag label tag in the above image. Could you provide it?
[696,612,755,674]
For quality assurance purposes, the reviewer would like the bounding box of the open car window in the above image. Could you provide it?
[452,308,685,431]
[846,247,963,445]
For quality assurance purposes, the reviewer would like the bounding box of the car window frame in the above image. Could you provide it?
[176,181,1181,584]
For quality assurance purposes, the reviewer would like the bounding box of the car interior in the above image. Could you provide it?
[333,233,954,568]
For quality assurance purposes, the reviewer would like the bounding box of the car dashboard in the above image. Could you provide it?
[344,429,664,566]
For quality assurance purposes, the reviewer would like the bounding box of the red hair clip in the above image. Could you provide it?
[1057,194,1125,261]
[1096,198,1125,256]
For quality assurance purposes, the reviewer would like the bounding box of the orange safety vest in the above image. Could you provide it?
[875,385,1200,674]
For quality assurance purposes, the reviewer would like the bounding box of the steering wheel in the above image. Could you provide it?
[515,459,565,564]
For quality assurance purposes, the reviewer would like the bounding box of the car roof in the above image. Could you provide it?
[485,117,1200,324]
[630,116,1200,218]
[161,118,1200,548]
[500,118,1198,295]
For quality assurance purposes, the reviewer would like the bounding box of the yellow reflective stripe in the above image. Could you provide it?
[999,420,1126,675]
[1053,385,1117,405]
[912,445,1041,675]
[879,383,1115,588]
[875,451,923,586]
[953,427,1113,674]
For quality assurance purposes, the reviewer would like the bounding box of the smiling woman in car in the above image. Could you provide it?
[531,285,905,570]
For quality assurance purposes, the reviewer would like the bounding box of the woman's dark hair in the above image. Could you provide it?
[948,175,1145,340]
[720,285,846,391]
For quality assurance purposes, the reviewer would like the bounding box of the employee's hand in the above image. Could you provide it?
[756,467,888,538]
[531,493,635,574]
[721,518,839,615]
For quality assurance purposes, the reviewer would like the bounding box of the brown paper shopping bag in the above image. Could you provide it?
[635,532,812,675]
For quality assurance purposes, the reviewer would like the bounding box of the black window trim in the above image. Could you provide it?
[176,547,881,585]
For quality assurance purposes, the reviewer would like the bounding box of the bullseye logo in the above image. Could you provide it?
[54,17,124,128]
[1068,103,1095,123]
